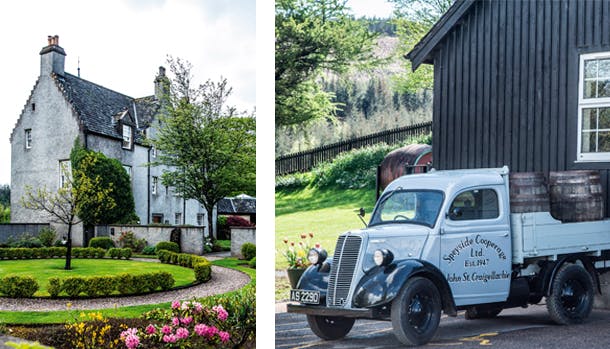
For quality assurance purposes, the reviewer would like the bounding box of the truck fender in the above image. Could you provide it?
[296,260,332,302]
[544,255,600,296]
[352,259,457,316]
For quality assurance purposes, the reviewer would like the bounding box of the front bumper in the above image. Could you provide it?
[287,303,384,319]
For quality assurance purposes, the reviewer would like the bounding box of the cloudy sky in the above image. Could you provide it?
[0,0,256,185]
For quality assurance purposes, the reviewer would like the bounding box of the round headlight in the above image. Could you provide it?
[373,249,394,266]
[308,248,327,265]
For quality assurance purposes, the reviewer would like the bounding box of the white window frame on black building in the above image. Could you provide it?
[25,129,32,149]
[122,124,133,149]
[577,52,610,161]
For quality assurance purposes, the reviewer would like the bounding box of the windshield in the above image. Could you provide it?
[370,190,444,228]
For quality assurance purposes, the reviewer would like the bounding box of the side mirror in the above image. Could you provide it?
[359,207,365,217]
[449,207,462,219]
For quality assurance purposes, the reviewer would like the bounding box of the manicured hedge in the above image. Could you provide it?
[46,271,174,298]
[108,247,132,259]
[0,247,106,260]
[88,237,115,250]
[0,275,39,298]
[241,243,256,261]
[157,250,212,283]
[156,241,180,253]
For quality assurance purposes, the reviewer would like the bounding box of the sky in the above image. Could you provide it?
[348,0,394,18]
[0,0,256,185]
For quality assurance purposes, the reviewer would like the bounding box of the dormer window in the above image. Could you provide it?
[122,124,132,149]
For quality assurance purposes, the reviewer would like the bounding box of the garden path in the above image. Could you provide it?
[0,260,249,311]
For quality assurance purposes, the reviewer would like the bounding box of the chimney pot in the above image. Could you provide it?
[159,66,166,76]
[47,36,53,45]
[53,35,59,45]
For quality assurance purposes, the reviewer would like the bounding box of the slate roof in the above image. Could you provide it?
[54,72,160,142]
[217,195,256,214]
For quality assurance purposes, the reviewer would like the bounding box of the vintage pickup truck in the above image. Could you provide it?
[287,167,610,346]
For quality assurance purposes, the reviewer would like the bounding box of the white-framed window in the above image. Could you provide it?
[152,176,158,195]
[59,160,71,188]
[578,52,610,161]
[151,145,157,158]
[175,212,182,225]
[25,129,32,149]
[122,124,132,149]
[123,165,132,180]
[197,213,205,226]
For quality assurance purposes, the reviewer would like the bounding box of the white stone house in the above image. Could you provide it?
[10,36,209,246]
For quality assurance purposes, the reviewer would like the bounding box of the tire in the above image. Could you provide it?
[464,306,502,320]
[546,263,594,325]
[306,315,355,340]
[391,277,442,346]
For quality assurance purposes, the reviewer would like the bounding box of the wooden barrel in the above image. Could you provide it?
[379,144,432,190]
[548,170,605,222]
[509,172,550,213]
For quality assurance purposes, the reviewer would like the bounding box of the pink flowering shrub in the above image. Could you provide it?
[120,301,233,348]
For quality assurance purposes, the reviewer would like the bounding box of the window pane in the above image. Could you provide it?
[585,60,598,79]
[581,131,595,152]
[599,131,610,152]
[599,80,610,98]
[584,80,598,98]
[449,189,498,221]
[599,107,610,129]
[599,59,610,78]
[582,108,597,130]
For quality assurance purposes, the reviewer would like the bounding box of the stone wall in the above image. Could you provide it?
[96,225,206,255]
[231,227,256,258]
[0,223,50,243]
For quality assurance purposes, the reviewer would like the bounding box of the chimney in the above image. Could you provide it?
[154,66,170,100]
[39,35,66,76]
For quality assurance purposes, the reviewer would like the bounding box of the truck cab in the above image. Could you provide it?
[288,167,602,346]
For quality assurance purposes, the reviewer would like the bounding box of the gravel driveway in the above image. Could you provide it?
[0,265,250,311]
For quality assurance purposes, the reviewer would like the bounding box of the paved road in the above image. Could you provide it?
[276,304,610,348]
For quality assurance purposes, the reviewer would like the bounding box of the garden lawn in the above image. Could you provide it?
[0,257,254,324]
[0,259,195,297]
[275,186,377,269]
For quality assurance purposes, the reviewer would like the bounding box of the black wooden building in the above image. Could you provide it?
[408,0,610,216]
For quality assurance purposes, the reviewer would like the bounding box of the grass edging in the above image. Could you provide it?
[0,258,254,325]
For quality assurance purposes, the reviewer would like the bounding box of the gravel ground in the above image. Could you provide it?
[0,265,250,312]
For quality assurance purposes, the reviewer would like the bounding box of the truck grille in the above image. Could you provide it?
[327,235,362,307]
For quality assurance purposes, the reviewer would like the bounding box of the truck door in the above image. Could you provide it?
[440,186,512,306]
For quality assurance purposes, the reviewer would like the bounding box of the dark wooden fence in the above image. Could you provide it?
[276,121,432,175]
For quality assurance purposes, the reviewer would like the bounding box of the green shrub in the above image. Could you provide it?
[0,275,39,298]
[117,273,133,294]
[120,248,132,259]
[117,231,146,253]
[155,241,180,254]
[142,246,156,255]
[157,250,171,263]
[194,259,212,283]
[157,272,175,290]
[241,243,256,261]
[38,228,56,247]
[156,250,212,283]
[62,277,86,297]
[47,277,61,298]
[248,257,256,269]
[88,237,115,250]
[8,234,43,248]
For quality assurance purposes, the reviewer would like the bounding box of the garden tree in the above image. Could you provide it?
[150,57,256,242]
[0,204,8,223]
[70,141,138,225]
[20,144,116,270]
[0,184,9,206]
[275,0,377,127]
[390,0,453,93]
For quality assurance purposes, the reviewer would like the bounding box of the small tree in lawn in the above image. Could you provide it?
[20,144,115,270]
[150,57,256,243]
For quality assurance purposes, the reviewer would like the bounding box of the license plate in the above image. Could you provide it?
[290,289,321,304]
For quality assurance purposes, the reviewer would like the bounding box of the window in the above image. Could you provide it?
[122,125,132,149]
[123,165,132,180]
[449,189,499,221]
[25,129,32,149]
[197,213,205,226]
[152,176,158,195]
[59,160,71,188]
[152,214,163,224]
[578,52,610,161]
[175,213,182,225]
[369,190,444,228]
[31,103,35,111]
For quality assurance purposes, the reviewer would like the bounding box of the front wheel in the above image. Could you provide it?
[391,277,441,346]
[306,315,355,340]
[546,263,594,325]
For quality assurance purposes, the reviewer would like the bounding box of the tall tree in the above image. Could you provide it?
[0,184,9,207]
[390,0,453,93]
[275,0,377,127]
[20,143,115,270]
[71,141,138,225]
[151,57,256,242]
